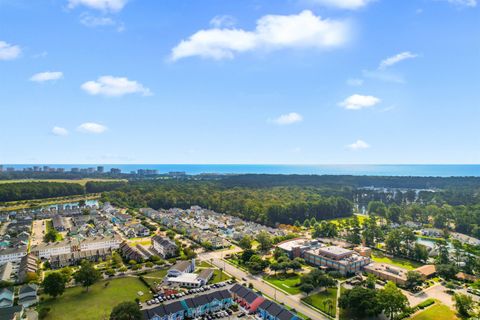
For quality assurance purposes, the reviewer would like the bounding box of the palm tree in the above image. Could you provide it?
[323,298,334,316]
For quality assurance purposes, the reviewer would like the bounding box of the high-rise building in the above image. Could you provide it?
[97,166,104,173]
[0,165,3,172]
[110,168,121,174]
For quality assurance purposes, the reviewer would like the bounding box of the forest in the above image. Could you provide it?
[100,181,354,225]
[0,182,85,202]
[0,181,126,202]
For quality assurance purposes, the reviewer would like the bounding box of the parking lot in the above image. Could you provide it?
[30,219,46,246]
[143,280,233,309]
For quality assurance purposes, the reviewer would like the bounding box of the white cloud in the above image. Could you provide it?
[210,15,237,28]
[307,0,373,9]
[51,126,69,136]
[68,0,128,12]
[0,41,21,60]
[272,112,303,125]
[171,10,350,61]
[441,0,477,7]
[80,13,114,27]
[30,71,63,82]
[346,78,363,86]
[362,69,405,84]
[347,139,370,150]
[340,94,381,110]
[79,13,125,31]
[77,122,108,134]
[379,51,418,70]
[81,76,151,97]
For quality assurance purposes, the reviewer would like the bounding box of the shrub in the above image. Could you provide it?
[417,299,435,309]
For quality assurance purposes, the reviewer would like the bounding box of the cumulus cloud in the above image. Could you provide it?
[67,0,128,12]
[440,0,477,7]
[77,122,108,134]
[347,139,370,150]
[171,10,350,61]
[30,71,63,82]
[210,15,236,28]
[81,76,151,97]
[0,41,21,60]
[339,94,381,110]
[307,0,373,9]
[51,126,69,136]
[379,51,418,70]
[272,112,303,125]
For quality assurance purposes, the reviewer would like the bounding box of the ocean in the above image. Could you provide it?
[2,164,480,177]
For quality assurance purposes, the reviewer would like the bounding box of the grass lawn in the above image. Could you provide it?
[142,269,168,287]
[302,287,338,317]
[371,251,422,270]
[410,303,458,320]
[197,261,213,268]
[40,277,152,320]
[209,269,231,284]
[264,273,302,295]
[45,220,64,242]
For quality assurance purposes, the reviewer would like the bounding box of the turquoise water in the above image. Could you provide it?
[4,164,480,177]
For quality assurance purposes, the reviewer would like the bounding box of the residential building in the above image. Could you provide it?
[18,254,38,283]
[52,215,70,232]
[0,262,13,282]
[119,241,147,262]
[0,305,24,320]
[152,235,178,259]
[257,300,299,320]
[143,289,233,320]
[167,260,195,277]
[229,284,265,313]
[18,284,38,307]
[0,247,28,264]
[0,287,14,308]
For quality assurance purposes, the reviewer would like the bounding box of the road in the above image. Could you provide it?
[199,248,329,320]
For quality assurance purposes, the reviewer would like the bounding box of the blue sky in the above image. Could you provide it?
[0,0,479,164]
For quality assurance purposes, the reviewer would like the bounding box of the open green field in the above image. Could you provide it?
[302,287,338,317]
[371,251,422,270]
[410,303,458,320]
[142,269,168,288]
[264,273,301,295]
[40,277,152,320]
[0,178,127,186]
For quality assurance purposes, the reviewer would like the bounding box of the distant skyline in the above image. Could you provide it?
[0,0,479,164]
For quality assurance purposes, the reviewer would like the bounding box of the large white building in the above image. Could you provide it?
[0,247,28,264]
[79,235,121,251]
[31,235,121,260]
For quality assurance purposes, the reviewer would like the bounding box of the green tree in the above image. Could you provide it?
[256,231,273,252]
[379,282,408,320]
[339,286,383,318]
[405,271,423,289]
[44,229,59,243]
[238,235,253,250]
[74,260,101,292]
[42,272,66,298]
[110,301,142,320]
[453,293,474,318]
